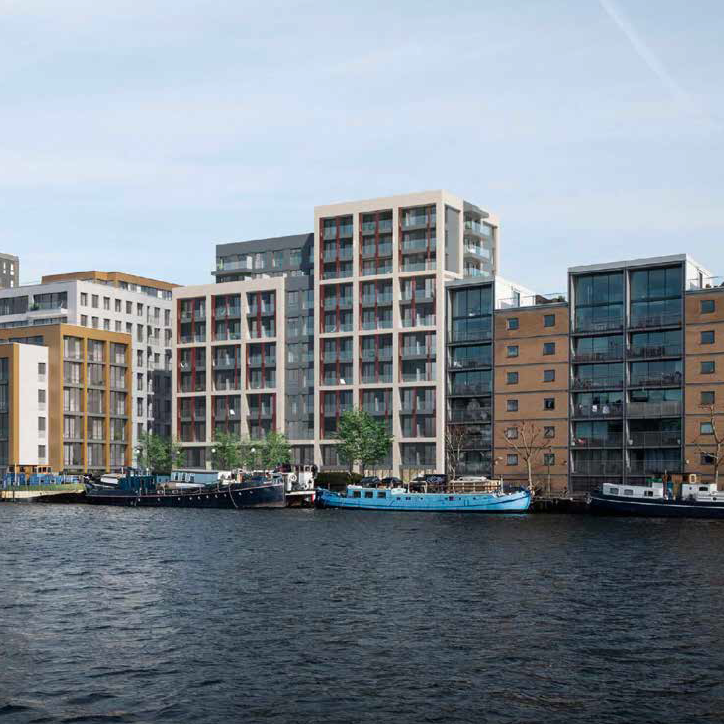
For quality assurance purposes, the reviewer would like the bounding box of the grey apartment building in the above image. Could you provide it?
[0,254,19,288]
[172,190,522,475]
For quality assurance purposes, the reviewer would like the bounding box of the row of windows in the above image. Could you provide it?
[79,293,170,324]
[506,452,556,466]
[504,398,557,412]
[507,342,557,357]
[506,369,556,384]
[506,314,556,330]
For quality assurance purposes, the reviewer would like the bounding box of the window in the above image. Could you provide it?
[38,389,46,404]
[507,399,518,412]
[507,345,519,358]
[544,369,555,382]
[126,301,132,314]
[701,453,715,465]
[91,294,98,308]
[38,445,46,459]
[701,391,715,405]
[272,251,284,268]
[701,299,715,314]
[701,422,714,435]
[505,427,518,439]
[103,297,110,310]
[701,331,715,345]
[38,362,46,376]
[92,317,98,328]
[137,303,143,317]
[544,398,555,410]
[507,371,519,385]
[103,319,110,331]
[115,321,121,332]
[544,314,555,327]
[507,317,519,330]
[80,293,88,306]
[80,314,87,326]
[544,453,555,466]
[115,299,121,312]
[507,454,518,465]
[544,426,555,438]
[543,342,556,355]
[38,417,46,431]
[126,322,132,334]
[364,491,373,499]
[290,248,302,267]
[701,361,716,374]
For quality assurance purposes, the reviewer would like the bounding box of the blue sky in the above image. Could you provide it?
[1,0,722,291]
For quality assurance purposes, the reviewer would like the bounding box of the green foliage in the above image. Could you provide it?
[337,408,392,475]
[211,430,242,470]
[136,432,182,474]
[260,431,291,469]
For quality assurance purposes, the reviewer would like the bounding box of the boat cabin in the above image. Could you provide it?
[602,481,665,499]
[681,483,724,502]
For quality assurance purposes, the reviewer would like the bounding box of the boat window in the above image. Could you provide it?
[624,489,634,496]
[364,491,374,498]
[609,487,619,495]
[644,491,653,497]
[448,496,455,501]
[700,486,708,492]
[377,491,386,498]
[406,497,411,500]
[353,491,361,498]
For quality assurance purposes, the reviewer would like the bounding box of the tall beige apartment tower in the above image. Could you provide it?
[313,190,499,476]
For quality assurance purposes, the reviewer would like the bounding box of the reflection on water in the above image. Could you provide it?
[1,505,724,723]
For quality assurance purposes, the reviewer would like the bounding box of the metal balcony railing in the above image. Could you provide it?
[448,409,492,423]
[629,372,682,388]
[572,403,624,418]
[626,401,682,417]
[574,317,624,333]
[627,432,682,447]
[572,348,623,363]
[629,312,682,329]
[571,436,623,448]
[571,377,624,390]
[628,344,682,359]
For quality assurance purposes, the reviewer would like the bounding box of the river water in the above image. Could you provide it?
[1,505,724,723]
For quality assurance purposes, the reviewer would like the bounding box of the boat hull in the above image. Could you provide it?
[85,482,285,509]
[316,488,531,512]
[589,492,724,519]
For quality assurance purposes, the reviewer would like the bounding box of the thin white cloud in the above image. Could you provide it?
[598,0,690,104]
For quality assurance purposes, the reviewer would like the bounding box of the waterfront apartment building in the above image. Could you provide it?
[0,254,19,288]
[0,324,131,474]
[0,342,49,472]
[173,191,508,473]
[0,271,177,463]
[313,191,499,474]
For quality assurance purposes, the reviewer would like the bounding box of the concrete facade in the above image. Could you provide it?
[0,271,176,463]
[0,254,19,289]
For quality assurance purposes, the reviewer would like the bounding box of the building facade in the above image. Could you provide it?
[0,254,19,289]
[0,271,176,463]
[0,342,49,472]
[313,191,500,476]
[0,324,131,474]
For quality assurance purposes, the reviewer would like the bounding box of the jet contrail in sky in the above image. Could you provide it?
[598,0,690,105]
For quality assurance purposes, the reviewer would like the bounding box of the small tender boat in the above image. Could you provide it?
[316,483,531,513]
[589,480,724,519]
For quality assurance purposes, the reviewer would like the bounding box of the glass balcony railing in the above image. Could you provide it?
[448,409,492,423]
[572,347,623,362]
[628,460,682,475]
[626,401,682,417]
[571,377,624,390]
[400,260,437,273]
[629,312,682,329]
[572,403,624,418]
[574,317,623,333]
[628,344,682,359]
[627,432,682,447]
[628,372,682,388]
[571,436,623,448]
[401,214,436,229]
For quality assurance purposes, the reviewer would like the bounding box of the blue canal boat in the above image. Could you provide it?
[316,485,531,513]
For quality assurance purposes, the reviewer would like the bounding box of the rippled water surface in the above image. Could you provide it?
[2,504,724,723]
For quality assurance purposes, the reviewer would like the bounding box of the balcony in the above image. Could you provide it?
[628,372,682,388]
[574,317,623,333]
[572,348,623,363]
[401,371,434,383]
[448,409,492,423]
[362,320,393,330]
[628,344,682,360]
[322,351,353,363]
[460,436,492,450]
[400,260,437,273]
[627,460,682,475]
[629,312,682,329]
[447,357,491,370]
[627,432,682,447]
[322,267,353,280]
[215,306,241,319]
[361,374,393,384]
[401,346,433,360]
[361,264,392,277]
[361,243,393,258]
[248,407,274,419]
[247,303,275,316]
[571,403,624,419]
[362,406,389,416]
[213,357,237,369]
[464,245,491,259]
[571,461,623,476]
[449,329,492,343]
[400,402,435,414]
[214,409,239,422]
[400,290,435,304]
[402,316,436,328]
[626,401,682,417]
[571,377,624,390]
[214,380,240,392]
[401,214,436,229]
[401,239,436,254]
[449,383,491,396]
[571,435,623,448]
